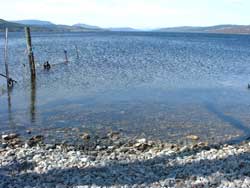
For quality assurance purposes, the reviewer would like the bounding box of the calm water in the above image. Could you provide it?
[1,31,250,144]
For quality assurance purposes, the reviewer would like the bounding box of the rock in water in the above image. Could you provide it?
[27,135,44,147]
[108,131,120,140]
[81,133,91,140]
[186,135,200,141]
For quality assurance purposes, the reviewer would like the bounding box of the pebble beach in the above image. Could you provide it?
[1,132,250,188]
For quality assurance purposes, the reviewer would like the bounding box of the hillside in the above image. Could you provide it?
[0,19,25,31]
[2,19,250,34]
[1,19,138,32]
[13,20,55,26]
[73,23,101,30]
[107,27,139,31]
[157,25,250,34]
[0,19,102,32]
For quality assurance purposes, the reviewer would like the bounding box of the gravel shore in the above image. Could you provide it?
[1,132,250,188]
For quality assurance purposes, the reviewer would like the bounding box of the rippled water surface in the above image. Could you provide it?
[1,32,250,144]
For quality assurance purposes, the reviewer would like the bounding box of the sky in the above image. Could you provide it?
[0,0,249,29]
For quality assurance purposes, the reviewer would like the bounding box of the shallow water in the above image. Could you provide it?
[1,31,250,144]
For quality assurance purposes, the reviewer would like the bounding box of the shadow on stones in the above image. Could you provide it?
[1,145,250,187]
[204,102,250,144]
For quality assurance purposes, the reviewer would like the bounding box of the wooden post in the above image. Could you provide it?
[30,78,36,123]
[25,27,36,78]
[64,49,69,63]
[75,45,79,59]
[4,28,9,88]
[4,28,13,123]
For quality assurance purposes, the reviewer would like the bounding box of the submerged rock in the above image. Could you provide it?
[107,131,120,140]
[186,135,200,141]
[27,135,44,147]
[81,133,91,141]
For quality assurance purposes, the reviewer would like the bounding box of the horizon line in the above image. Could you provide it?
[5,19,250,30]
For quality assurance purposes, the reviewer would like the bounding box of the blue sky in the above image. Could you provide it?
[0,0,249,29]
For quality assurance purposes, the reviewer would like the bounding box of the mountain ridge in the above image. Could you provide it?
[107,27,139,31]
[0,19,102,32]
[1,19,250,34]
[13,20,55,26]
[73,23,101,30]
[156,25,250,34]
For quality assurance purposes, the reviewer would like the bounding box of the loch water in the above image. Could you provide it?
[1,31,250,144]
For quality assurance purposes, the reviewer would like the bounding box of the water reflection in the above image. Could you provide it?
[204,102,250,143]
[6,86,17,130]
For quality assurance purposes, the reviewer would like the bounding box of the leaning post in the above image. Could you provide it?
[25,27,36,79]
[4,28,10,88]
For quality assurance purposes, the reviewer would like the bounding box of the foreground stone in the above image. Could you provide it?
[1,133,18,141]
[1,134,250,188]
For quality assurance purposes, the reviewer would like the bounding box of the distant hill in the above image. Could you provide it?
[156,25,250,34]
[13,20,55,26]
[73,24,138,31]
[73,23,101,30]
[0,19,103,32]
[107,27,139,31]
[1,19,138,32]
[2,19,250,34]
[0,19,25,31]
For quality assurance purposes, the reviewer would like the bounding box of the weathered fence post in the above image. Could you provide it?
[4,28,9,88]
[30,78,36,123]
[5,28,12,119]
[64,49,69,63]
[25,27,36,78]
